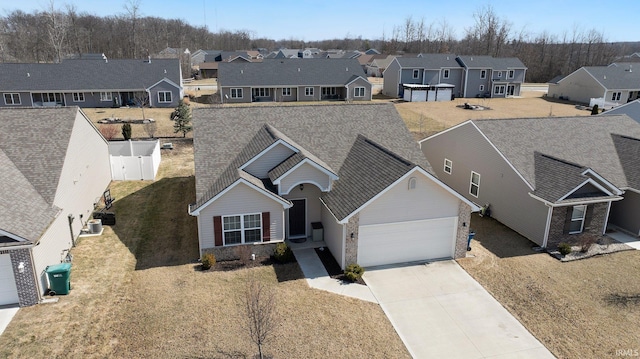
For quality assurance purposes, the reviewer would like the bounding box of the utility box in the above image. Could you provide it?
[46,262,72,295]
[311,222,324,242]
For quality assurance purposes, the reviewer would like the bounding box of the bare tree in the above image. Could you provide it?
[240,277,279,359]
[143,121,157,138]
[99,125,118,140]
[45,0,68,62]
[124,0,141,58]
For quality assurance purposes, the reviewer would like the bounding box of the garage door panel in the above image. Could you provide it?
[358,217,456,267]
[0,254,19,306]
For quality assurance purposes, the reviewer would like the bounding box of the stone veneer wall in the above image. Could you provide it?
[9,248,39,307]
[454,202,472,259]
[344,214,359,266]
[547,202,608,248]
[202,242,279,261]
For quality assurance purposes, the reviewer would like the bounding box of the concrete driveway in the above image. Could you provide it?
[0,305,19,336]
[363,260,555,359]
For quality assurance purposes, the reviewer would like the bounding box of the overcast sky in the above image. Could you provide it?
[5,0,638,42]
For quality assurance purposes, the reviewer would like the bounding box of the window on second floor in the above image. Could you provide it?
[443,69,450,78]
[508,70,515,79]
[413,69,419,79]
[480,70,487,79]
[444,159,452,174]
[470,171,480,197]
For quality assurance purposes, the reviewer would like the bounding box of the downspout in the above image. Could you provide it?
[67,214,76,247]
[542,204,553,248]
[463,67,469,98]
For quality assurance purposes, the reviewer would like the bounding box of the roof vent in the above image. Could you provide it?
[102,53,108,63]
[148,56,151,63]
[470,57,473,61]
[241,69,244,74]
[447,56,449,60]
[629,65,633,73]
[346,67,349,71]
[297,68,300,72]
[604,75,607,80]
[27,72,30,77]
[164,69,167,74]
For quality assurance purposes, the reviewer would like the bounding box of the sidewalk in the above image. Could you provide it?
[292,248,377,303]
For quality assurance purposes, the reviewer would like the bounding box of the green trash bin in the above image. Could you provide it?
[46,262,71,295]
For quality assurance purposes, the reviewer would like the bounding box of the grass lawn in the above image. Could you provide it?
[0,141,409,359]
[460,215,640,359]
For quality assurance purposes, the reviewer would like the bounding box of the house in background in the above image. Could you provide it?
[383,54,463,99]
[604,99,640,123]
[420,115,640,248]
[548,63,640,107]
[366,55,397,77]
[456,55,527,98]
[189,104,477,269]
[0,107,111,307]
[217,59,372,103]
[0,58,182,108]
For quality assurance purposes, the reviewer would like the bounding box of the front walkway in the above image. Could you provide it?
[363,261,556,359]
[292,248,376,303]
[0,305,19,337]
[607,230,640,250]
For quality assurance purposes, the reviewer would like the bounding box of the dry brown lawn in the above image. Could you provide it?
[460,215,640,359]
[0,141,409,359]
[82,107,182,140]
[396,91,590,139]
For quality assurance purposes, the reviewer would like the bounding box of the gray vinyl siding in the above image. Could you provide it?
[298,85,320,101]
[1,92,32,107]
[442,69,465,98]
[400,68,423,85]
[382,59,401,97]
[548,68,605,104]
[464,69,491,98]
[148,81,180,107]
[421,122,549,245]
[346,77,372,101]
[274,87,298,102]
[609,190,640,235]
[220,86,251,103]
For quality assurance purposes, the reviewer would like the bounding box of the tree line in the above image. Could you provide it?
[1,3,638,82]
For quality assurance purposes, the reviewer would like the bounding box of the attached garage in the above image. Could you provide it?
[357,217,458,267]
[0,253,19,306]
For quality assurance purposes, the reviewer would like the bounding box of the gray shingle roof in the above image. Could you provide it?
[218,58,368,87]
[472,115,640,192]
[192,104,431,218]
[0,59,181,92]
[321,135,416,220]
[397,54,460,69]
[456,55,526,69]
[612,134,640,190]
[605,99,640,122]
[581,64,640,90]
[0,107,84,241]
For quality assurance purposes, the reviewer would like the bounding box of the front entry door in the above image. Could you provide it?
[289,199,306,238]
[507,85,515,96]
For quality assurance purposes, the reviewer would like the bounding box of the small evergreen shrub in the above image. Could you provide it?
[121,123,132,140]
[344,263,365,282]
[558,243,572,256]
[591,104,599,115]
[201,253,216,270]
[273,243,294,263]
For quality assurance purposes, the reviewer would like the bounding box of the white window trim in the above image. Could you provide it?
[480,70,486,79]
[470,171,480,197]
[569,205,586,234]
[72,92,85,102]
[222,213,262,246]
[444,159,452,174]
[412,69,419,79]
[354,87,365,97]
[508,70,515,79]
[252,88,270,97]
[305,87,314,96]
[4,93,21,105]
[230,88,243,99]
[282,88,291,96]
[100,92,113,102]
[479,85,485,92]
[494,85,506,95]
[497,71,503,78]
[157,91,172,103]
[443,69,450,79]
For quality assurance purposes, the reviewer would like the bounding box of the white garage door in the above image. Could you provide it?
[0,253,19,306]
[358,217,457,267]
[436,88,452,101]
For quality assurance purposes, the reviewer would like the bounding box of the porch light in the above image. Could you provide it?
[299,184,304,191]
[18,262,25,273]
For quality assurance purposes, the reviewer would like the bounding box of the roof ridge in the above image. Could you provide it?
[361,135,414,167]
[536,151,584,169]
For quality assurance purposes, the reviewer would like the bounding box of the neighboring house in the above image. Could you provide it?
[198,53,255,79]
[456,55,527,98]
[155,47,192,78]
[217,59,372,103]
[268,49,302,59]
[191,49,222,67]
[548,63,640,107]
[366,55,396,78]
[365,48,381,55]
[420,115,640,249]
[382,54,464,99]
[0,107,111,307]
[0,58,182,108]
[189,104,478,269]
[604,99,640,123]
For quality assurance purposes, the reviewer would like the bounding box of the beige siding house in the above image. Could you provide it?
[189,104,478,269]
[420,115,640,248]
[0,107,111,306]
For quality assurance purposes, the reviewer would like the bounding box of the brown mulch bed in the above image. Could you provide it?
[314,247,366,286]
[201,255,275,272]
